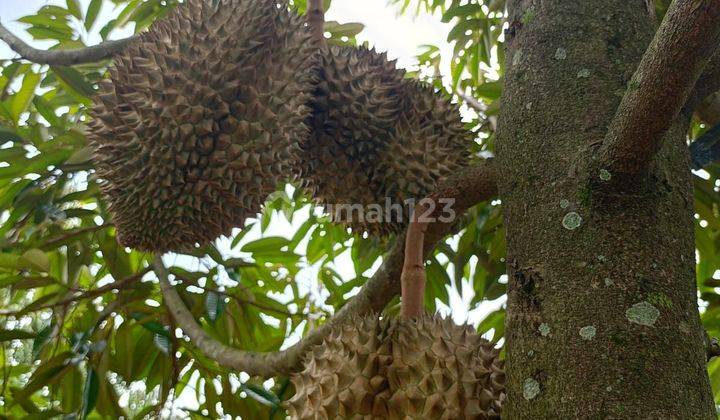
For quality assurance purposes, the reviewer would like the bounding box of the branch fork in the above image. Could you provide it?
[595,0,720,184]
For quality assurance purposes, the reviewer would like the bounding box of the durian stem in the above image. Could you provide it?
[307,0,326,45]
[401,203,430,318]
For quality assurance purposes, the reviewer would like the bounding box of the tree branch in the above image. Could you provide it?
[596,0,720,180]
[0,20,136,65]
[456,89,498,131]
[157,159,498,377]
[307,0,325,46]
[456,89,487,114]
[691,49,720,112]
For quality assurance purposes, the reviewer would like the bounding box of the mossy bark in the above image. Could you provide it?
[496,0,715,417]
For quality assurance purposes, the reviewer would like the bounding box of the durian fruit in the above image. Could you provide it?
[298,46,471,236]
[88,0,318,252]
[286,315,506,419]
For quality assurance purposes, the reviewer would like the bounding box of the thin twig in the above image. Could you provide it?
[457,89,487,113]
[41,223,114,250]
[0,267,151,316]
[175,276,300,318]
[0,20,136,65]
[456,89,498,130]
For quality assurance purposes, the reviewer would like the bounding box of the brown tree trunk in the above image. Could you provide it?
[496,0,715,417]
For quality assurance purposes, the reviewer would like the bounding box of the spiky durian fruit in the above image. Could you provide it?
[286,315,505,419]
[299,46,471,236]
[88,0,318,252]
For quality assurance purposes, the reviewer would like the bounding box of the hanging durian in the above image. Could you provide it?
[88,0,318,252]
[286,315,506,419]
[286,206,505,419]
[298,46,470,235]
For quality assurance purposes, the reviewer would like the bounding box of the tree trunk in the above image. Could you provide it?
[496,0,715,417]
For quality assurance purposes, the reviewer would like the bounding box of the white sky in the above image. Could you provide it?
[1,0,455,67]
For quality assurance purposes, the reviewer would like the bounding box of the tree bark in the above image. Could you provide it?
[496,0,714,417]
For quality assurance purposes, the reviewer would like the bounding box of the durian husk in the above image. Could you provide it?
[286,315,506,419]
[298,46,471,236]
[88,0,318,252]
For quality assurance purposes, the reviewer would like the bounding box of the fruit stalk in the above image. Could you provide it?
[401,202,430,318]
[307,0,325,45]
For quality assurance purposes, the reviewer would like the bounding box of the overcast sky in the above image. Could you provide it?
[0,0,454,71]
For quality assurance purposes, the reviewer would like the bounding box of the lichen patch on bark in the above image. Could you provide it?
[626,301,660,326]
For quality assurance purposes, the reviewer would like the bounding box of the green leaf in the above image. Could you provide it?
[443,3,482,21]
[38,5,73,19]
[64,146,93,166]
[67,0,84,20]
[11,71,41,122]
[0,126,24,143]
[230,222,256,248]
[477,309,506,343]
[17,15,72,32]
[26,26,73,41]
[0,253,21,270]
[324,21,365,37]
[21,249,50,272]
[12,352,72,403]
[85,0,103,30]
[1,62,23,89]
[129,314,170,337]
[474,81,503,101]
[98,19,117,40]
[0,329,36,341]
[447,19,482,42]
[32,96,62,127]
[239,383,281,407]
[32,325,53,359]
[81,368,99,419]
[241,236,290,254]
[51,66,96,98]
[426,257,450,305]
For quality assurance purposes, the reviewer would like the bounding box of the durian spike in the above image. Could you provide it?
[400,201,430,318]
[307,0,325,46]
